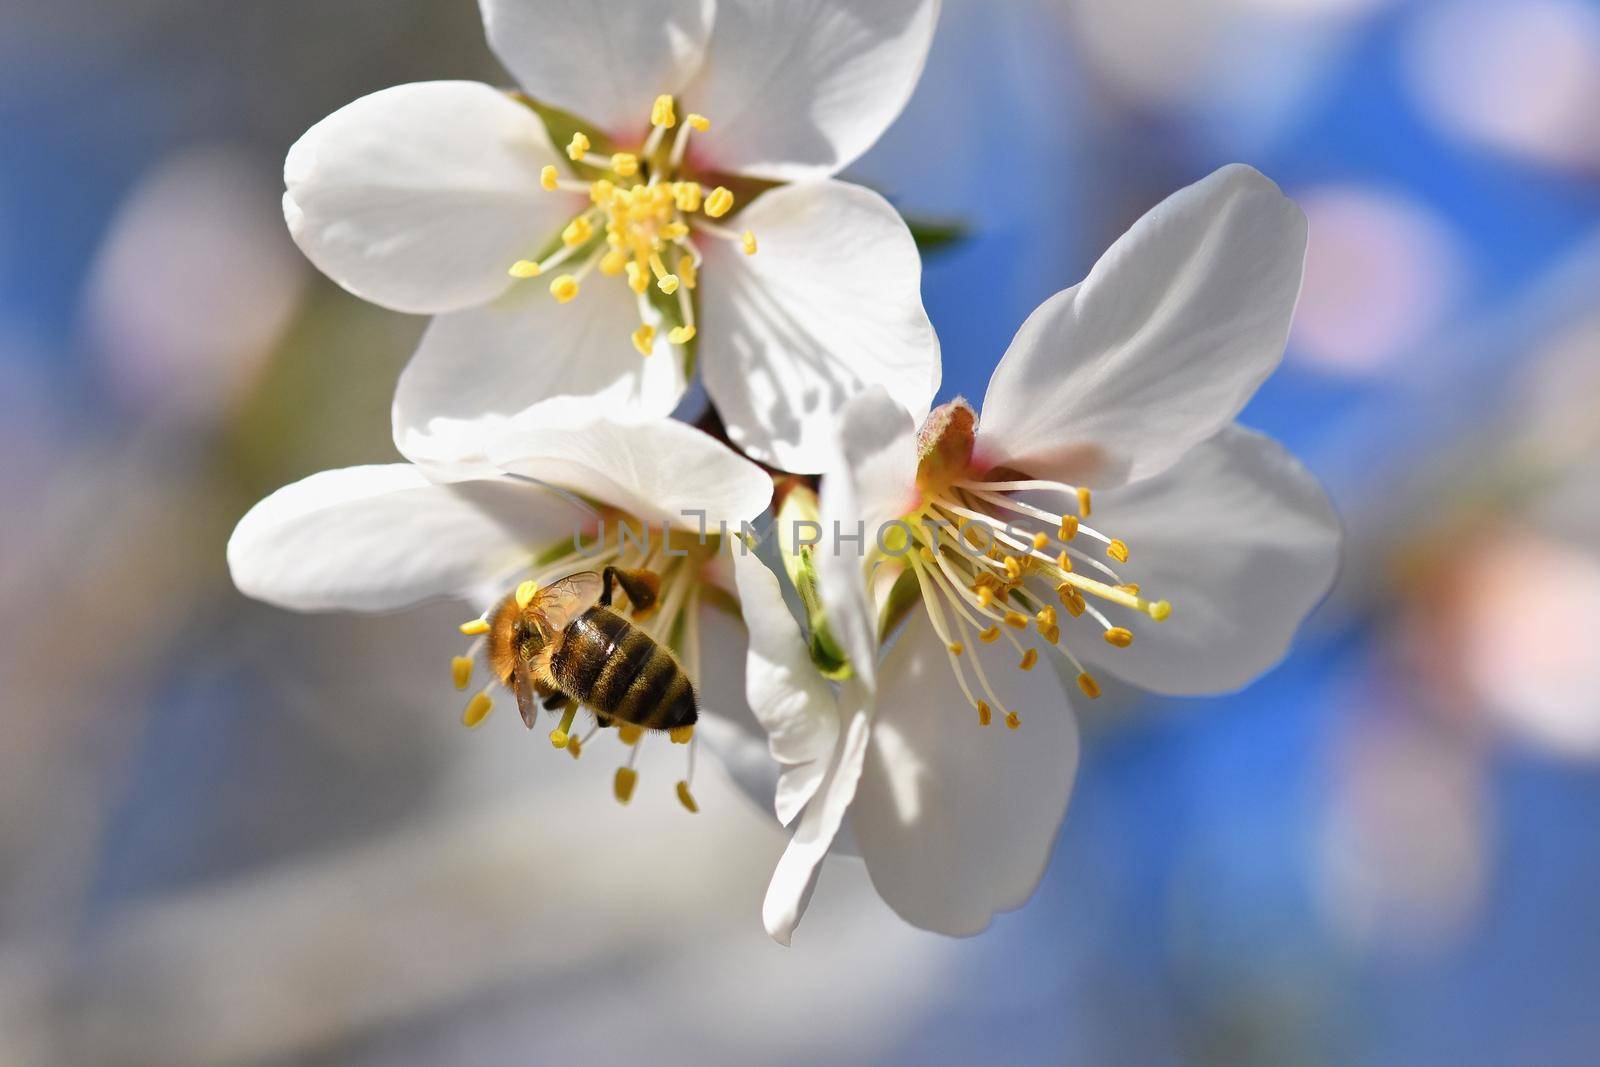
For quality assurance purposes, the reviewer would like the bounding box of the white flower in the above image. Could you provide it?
[227,415,780,811]
[283,0,942,474]
[751,164,1344,942]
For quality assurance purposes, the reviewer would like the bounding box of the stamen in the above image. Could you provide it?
[669,725,694,744]
[651,94,677,128]
[549,274,580,303]
[676,780,699,813]
[451,656,473,690]
[1077,672,1101,699]
[1059,515,1079,540]
[567,132,591,161]
[617,723,644,746]
[1077,488,1092,516]
[515,579,539,610]
[687,113,710,132]
[979,626,1000,643]
[548,703,580,748]
[610,152,640,177]
[741,229,758,255]
[976,700,992,726]
[541,165,560,191]
[632,324,657,356]
[1103,627,1134,648]
[1018,648,1038,670]
[704,187,735,218]
[508,259,542,278]
[461,691,493,728]
[459,618,490,636]
[562,214,594,247]
[614,766,638,804]
[674,182,703,213]
[1005,711,1022,730]
[1107,539,1129,563]
[668,325,696,345]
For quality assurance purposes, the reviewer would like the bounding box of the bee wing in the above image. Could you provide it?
[528,571,602,636]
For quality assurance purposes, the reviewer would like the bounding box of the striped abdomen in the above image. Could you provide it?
[549,607,697,730]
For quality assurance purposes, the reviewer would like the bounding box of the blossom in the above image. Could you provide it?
[227,415,778,810]
[751,164,1343,941]
[282,0,942,473]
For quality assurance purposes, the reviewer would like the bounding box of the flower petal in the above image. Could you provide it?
[683,0,940,180]
[484,416,772,531]
[978,164,1308,488]
[731,548,841,822]
[762,679,872,945]
[392,278,687,468]
[284,81,574,315]
[816,389,921,692]
[688,594,780,814]
[1073,425,1342,695]
[698,179,939,474]
[479,0,714,139]
[851,611,1079,936]
[227,465,592,613]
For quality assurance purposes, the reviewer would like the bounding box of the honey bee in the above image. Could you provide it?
[485,567,697,739]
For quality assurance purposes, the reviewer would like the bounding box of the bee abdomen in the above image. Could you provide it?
[553,608,697,731]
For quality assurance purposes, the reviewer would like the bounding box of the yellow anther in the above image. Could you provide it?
[1118,583,1141,595]
[599,249,627,276]
[590,178,615,204]
[1104,627,1134,648]
[1076,487,1092,516]
[1004,556,1023,581]
[632,324,657,356]
[567,734,583,759]
[1036,606,1057,628]
[540,165,560,191]
[741,229,758,255]
[1107,539,1129,563]
[1077,672,1101,699]
[669,724,694,744]
[677,253,698,289]
[1059,515,1079,541]
[676,780,699,813]
[1018,648,1038,671]
[687,113,710,132]
[662,221,690,241]
[459,618,490,636]
[617,724,644,746]
[1149,600,1172,622]
[566,132,591,161]
[1058,586,1086,617]
[550,274,580,303]
[668,325,697,345]
[1004,610,1029,629]
[508,259,542,278]
[515,580,540,610]
[451,656,473,690]
[611,153,639,177]
[625,261,649,294]
[1032,531,1050,551]
[1005,711,1022,730]
[918,546,936,564]
[674,182,703,213]
[562,215,594,247]
[651,94,677,128]
[976,586,996,609]
[613,766,638,804]
[657,274,680,295]
[948,642,964,656]
[976,700,992,726]
[704,186,735,218]
[548,728,570,749]
[1040,623,1060,645]
[979,626,1001,644]
[461,692,493,728]
[1056,552,1073,573]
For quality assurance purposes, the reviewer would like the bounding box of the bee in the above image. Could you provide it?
[485,566,697,739]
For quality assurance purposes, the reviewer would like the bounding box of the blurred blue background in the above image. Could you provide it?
[3,1,1598,1063]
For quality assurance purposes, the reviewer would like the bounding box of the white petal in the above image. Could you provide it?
[852,611,1079,936]
[762,680,872,945]
[731,549,841,821]
[1073,426,1342,695]
[479,0,714,139]
[698,179,939,473]
[683,0,940,180]
[227,465,592,612]
[689,595,780,815]
[978,165,1308,488]
[815,389,921,692]
[483,416,772,531]
[392,277,686,468]
[284,81,575,315]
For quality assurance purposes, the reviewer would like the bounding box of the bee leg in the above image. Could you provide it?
[601,566,661,617]
[542,691,569,712]
[593,712,615,729]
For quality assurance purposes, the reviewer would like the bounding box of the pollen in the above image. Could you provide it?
[947,641,965,656]
[1005,711,1022,730]
[1056,551,1073,572]
[668,325,696,345]
[632,324,657,356]
[976,700,992,726]
[1059,515,1079,540]
[567,734,584,759]
[550,274,580,303]
[540,165,560,191]
[451,656,473,690]
[669,724,695,744]
[1107,539,1130,563]
[461,692,493,728]
[1004,610,1029,629]
[677,254,698,289]
[674,182,703,212]
[508,259,542,278]
[617,724,644,746]
[1076,672,1101,699]
[1149,600,1172,622]
[1036,606,1057,628]
[614,766,638,805]
[976,587,996,609]
[459,618,490,636]
[741,229,758,255]
[1004,556,1023,581]
[515,579,540,610]
[979,626,1001,643]
[687,113,710,132]
[704,186,735,218]
[610,152,640,177]
[1076,487,1092,516]
[599,249,627,275]
[1032,531,1050,551]
[1103,627,1134,648]
[562,215,594,246]
[676,780,699,813]
[1018,648,1038,671]
[548,728,571,749]
[566,132,591,161]
[651,94,677,128]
